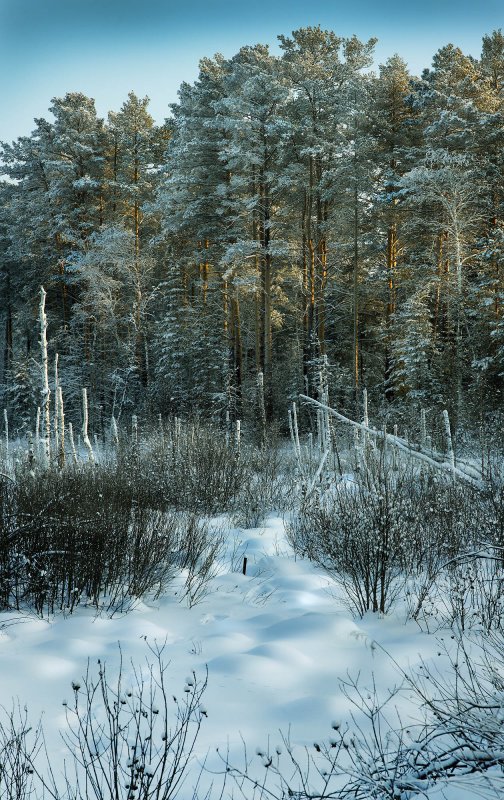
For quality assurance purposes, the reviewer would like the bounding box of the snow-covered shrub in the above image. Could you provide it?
[399,473,504,631]
[110,416,289,519]
[287,463,427,615]
[115,417,251,515]
[412,546,504,633]
[287,459,484,617]
[0,703,41,800]
[223,630,504,799]
[414,479,480,561]
[59,645,208,800]
[0,414,286,616]
[232,439,294,527]
[0,466,223,616]
[481,461,504,551]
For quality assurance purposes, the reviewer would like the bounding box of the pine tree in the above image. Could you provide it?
[104,93,163,389]
[365,56,421,402]
[279,27,376,399]
[212,44,290,417]
[154,55,234,417]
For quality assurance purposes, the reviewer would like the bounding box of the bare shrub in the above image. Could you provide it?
[481,462,504,551]
[222,631,504,799]
[1,645,209,800]
[0,704,41,800]
[112,418,289,521]
[5,636,504,800]
[116,418,249,515]
[287,455,486,617]
[174,516,225,608]
[411,545,504,633]
[405,475,504,632]
[0,467,224,616]
[57,644,208,800]
[232,442,293,528]
[287,462,428,615]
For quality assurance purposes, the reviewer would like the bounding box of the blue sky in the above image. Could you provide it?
[0,0,503,144]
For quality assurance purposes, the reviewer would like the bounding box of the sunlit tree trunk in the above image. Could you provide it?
[353,184,360,409]
[39,286,51,465]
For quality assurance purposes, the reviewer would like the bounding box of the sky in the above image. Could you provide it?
[0,0,503,144]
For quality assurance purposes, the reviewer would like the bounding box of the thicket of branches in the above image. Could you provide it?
[2,28,504,433]
[0,465,223,616]
[287,438,504,624]
[220,629,504,798]
[0,415,292,616]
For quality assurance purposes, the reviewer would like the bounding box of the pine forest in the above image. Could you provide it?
[2,27,504,438]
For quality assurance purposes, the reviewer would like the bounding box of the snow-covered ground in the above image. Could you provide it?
[1,515,501,798]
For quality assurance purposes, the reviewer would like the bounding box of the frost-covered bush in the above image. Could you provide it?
[480,460,504,551]
[0,415,288,616]
[5,632,504,800]
[109,416,289,521]
[287,460,485,617]
[0,467,223,616]
[223,629,504,799]
[59,645,208,800]
[0,703,41,800]
[412,546,504,633]
[403,476,504,631]
[287,465,426,615]
[114,418,251,515]
[232,440,294,527]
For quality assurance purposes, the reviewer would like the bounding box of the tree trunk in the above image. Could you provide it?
[230,295,243,416]
[384,220,398,401]
[39,287,51,465]
[353,186,360,409]
[2,274,12,385]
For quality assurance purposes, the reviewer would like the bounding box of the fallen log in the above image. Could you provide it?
[299,395,485,490]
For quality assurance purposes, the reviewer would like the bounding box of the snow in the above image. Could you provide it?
[0,514,502,798]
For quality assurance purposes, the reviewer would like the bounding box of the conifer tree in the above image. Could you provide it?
[154,55,233,415]
[279,27,376,398]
